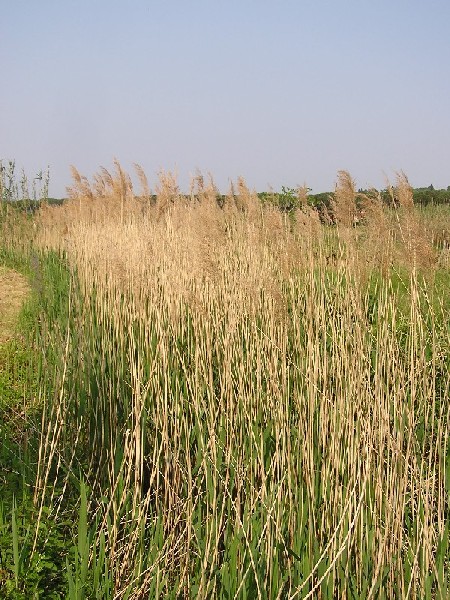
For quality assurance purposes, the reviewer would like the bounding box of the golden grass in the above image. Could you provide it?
[26,163,450,598]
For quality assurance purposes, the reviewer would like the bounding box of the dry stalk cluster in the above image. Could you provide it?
[27,163,450,598]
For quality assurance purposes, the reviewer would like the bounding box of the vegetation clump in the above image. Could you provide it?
[1,162,449,598]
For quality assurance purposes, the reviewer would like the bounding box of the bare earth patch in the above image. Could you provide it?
[0,266,30,345]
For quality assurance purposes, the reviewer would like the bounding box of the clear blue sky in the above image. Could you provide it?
[2,0,450,196]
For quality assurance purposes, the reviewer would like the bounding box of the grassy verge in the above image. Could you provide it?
[0,246,76,598]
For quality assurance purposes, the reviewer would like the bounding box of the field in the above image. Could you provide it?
[1,166,450,599]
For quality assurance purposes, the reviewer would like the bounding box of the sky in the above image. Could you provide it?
[2,0,450,197]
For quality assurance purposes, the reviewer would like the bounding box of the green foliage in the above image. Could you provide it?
[0,245,77,598]
[413,186,450,206]
[277,186,301,212]
[258,185,450,223]
[258,186,305,212]
[0,341,34,412]
[0,159,50,210]
[0,495,70,598]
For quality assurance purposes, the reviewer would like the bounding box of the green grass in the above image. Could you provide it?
[0,246,77,598]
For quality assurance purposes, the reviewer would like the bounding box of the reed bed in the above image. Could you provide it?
[3,166,450,598]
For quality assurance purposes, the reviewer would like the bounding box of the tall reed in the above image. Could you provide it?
[12,165,450,597]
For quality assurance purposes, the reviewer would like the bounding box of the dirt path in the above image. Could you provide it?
[0,266,30,345]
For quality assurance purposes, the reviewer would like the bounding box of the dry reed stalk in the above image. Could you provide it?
[66,165,94,201]
[359,188,395,273]
[133,162,151,205]
[155,170,181,217]
[395,170,414,210]
[392,172,436,269]
[29,164,449,597]
[332,170,358,228]
[235,176,262,220]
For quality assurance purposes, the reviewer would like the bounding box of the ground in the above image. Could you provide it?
[0,266,30,345]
